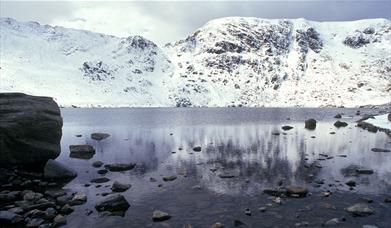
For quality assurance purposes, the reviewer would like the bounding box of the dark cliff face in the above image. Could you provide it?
[0,93,63,167]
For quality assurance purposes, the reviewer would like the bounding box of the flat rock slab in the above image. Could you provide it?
[104,163,136,172]
[91,133,110,141]
[95,194,130,212]
[69,145,95,159]
[345,203,375,216]
[152,210,171,222]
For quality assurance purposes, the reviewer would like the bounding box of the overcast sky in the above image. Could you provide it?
[1,1,390,45]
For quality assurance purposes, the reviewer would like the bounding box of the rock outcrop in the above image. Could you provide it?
[0,93,63,167]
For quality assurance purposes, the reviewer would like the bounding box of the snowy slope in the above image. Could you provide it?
[165,17,391,107]
[0,18,173,107]
[1,17,390,107]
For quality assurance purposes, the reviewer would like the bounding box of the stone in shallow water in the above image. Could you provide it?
[90,177,110,183]
[371,148,390,153]
[162,176,177,182]
[69,145,96,159]
[334,114,342,118]
[111,181,131,192]
[0,210,23,224]
[286,186,308,197]
[345,203,374,216]
[152,210,171,222]
[334,121,348,128]
[95,194,130,213]
[92,161,103,168]
[281,125,294,131]
[193,146,202,152]
[211,222,224,228]
[91,133,110,141]
[304,119,317,130]
[104,163,136,172]
[44,159,77,179]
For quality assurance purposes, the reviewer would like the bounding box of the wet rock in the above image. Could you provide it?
[211,222,225,228]
[26,218,45,227]
[286,186,308,197]
[56,195,73,206]
[234,219,248,227]
[384,196,391,203]
[44,208,57,219]
[44,159,77,179]
[324,218,340,226]
[193,146,202,152]
[263,188,287,197]
[0,210,23,224]
[345,180,356,187]
[59,204,74,215]
[356,169,374,175]
[95,194,130,213]
[91,133,110,141]
[53,214,66,226]
[371,148,390,153]
[70,194,87,206]
[334,114,342,118]
[258,207,267,212]
[244,208,251,216]
[282,125,294,131]
[304,119,317,130]
[162,176,177,182]
[152,210,171,222]
[111,181,131,192]
[90,177,110,183]
[24,192,43,202]
[104,163,136,172]
[0,93,62,166]
[363,225,378,228]
[334,121,348,128]
[149,177,157,182]
[345,203,374,216]
[92,161,103,168]
[97,169,108,175]
[25,209,46,219]
[218,173,236,178]
[388,113,391,122]
[341,164,373,177]
[69,145,95,159]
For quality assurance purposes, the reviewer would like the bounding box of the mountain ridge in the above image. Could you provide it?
[1,17,390,107]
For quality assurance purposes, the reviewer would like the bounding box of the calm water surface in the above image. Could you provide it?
[58,108,391,227]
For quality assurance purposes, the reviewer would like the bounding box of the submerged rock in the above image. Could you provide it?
[371,148,390,153]
[0,93,63,166]
[334,121,348,128]
[90,177,110,183]
[95,194,130,213]
[91,133,110,141]
[152,210,171,222]
[104,163,136,172]
[345,203,374,216]
[44,159,77,179]
[69,145,96,159]
[281,125,294,131]
[111,181,131,192]
[162,176,177,182]
[334,114,342,118]
[193,146,202,152]
[304,119,317,130]
[92,161,103,168]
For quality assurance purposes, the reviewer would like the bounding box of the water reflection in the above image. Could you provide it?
[59,110,391,197]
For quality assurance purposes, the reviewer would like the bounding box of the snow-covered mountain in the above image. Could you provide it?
[0,18,173,107]
[1,17,390,107]
[165,17,391,107]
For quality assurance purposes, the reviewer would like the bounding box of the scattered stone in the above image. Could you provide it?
[70,194,87,206]
[91,133,110,141]
[258,207,267,212]
[90,177,110,183]
[272,132,280,136]
[95,194,130,213]
[286,186,308,197]
[356,169,374,175]
[371,148,390,153]
[282,125,294,131]
[334,114,342,118]
[345,203,374,216]
[152,210,171,222]
[330,132,336,135]
[111,181,131,192]
[92,161,103,168]
[24,192,43,202]
[244,208,251,216]
[0,210,23,224]
[234,219,248,227]
[44,159,77,179]
[149,177,157,182]
[211,222,225,228]
[53,214,66,226]
[324,218,340,226]
[193,146,202,152]
[218,173,236,178]
[75,134,82,137]
[97,169,108,175]
[104,163,136,172]
[60,204,74,215]
[304,119,317,130]
[26,218,44,227]
[334,121,348,128]
[345,180,356,187]
[273,197,282,205]
[69,145,95,159]
[162,176,177,182]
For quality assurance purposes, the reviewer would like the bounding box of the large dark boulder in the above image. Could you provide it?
[0,93,63,167]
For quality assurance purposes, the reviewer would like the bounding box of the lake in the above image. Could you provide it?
[58,108,391,227]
